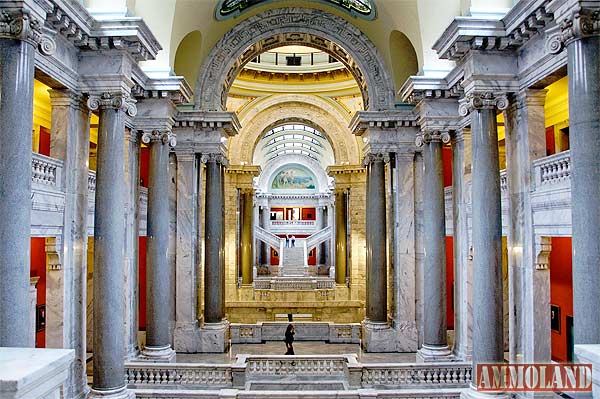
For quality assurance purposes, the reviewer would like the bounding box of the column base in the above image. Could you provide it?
[361,320,397,352]
[461,386,509,399]
[200,320,230,353]
[87,386,135,399]
[416,344,454,362]
[138,344,176,362]
[173,322,202,353]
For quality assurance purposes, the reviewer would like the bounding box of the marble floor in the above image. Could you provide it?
[176,342,417,364]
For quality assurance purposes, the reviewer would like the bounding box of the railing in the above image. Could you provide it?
[125,362,232,388]
[271,220,316,226]
[254,225,282,250]
[533,150,571,188]
[32,153,63,188]
[244,355,349,377]
[88,171,96,191]
[253,277,335,290]
[306,226,332,249]
[500,169,508,192]
[362,362,472,389]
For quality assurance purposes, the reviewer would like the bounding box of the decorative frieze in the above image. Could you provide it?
[141,130,177,147]
[458,92,509,116]
[86,92,137,116]
[415,131,451,147]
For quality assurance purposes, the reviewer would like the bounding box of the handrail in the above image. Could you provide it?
[306,226,333,249]
[254,225,281,250]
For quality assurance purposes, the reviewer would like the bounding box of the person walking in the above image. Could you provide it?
[291,235,295,248]
[284,324,295,355]
[286,234,290,247]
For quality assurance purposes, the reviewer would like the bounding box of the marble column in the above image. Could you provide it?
[451,129,474,361]
[260,206,270,265]
[563,9,600,346]
[47,90,91,398]
[0,22,37,348]
[459,92,508,399]
[416,131,453,361]
[87,93,136,399]
[363,152,396,351]
[173,151,201,352]
[200,153,229,353]
[504,90,551,376]
[335,191,347,284]
[123,128,140,360]
[140,131,176,362]
[390,152,418,352]
[240,190,254,284]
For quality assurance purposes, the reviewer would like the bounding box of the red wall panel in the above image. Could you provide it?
[138,236,147,330]
[30,237,46,347]
[550,237,573,362]
[446,236,454,329]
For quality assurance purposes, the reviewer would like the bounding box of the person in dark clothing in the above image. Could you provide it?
[284,324,295,355]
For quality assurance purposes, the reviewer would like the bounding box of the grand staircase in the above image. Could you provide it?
[280,246,306,276]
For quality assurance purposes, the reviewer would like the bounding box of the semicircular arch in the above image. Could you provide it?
[196,7,395,112]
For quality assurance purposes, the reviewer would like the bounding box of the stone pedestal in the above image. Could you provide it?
[574,344,600,398]
[200,321,231,353]
[361,320,397,352]
[0,348,75,399]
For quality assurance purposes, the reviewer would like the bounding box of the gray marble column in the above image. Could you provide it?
[365,154,388,322]
[123,128,140,361]
[173,151,201,352]
[563,10,600,346]
[47,90,91,398]
[416,131,453,361]
[459,92,508,398]
[451,129,474,361]
[202,154,226,324]
[504,90,551,373]
[390,152,418,352]
[0,27,36,348]
[260,206,270,265]
[87,93,136,399]
[140,131,176,362]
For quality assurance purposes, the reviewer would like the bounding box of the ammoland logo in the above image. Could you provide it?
[476,363,593,392]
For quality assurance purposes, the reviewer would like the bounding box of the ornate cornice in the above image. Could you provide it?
[0,10,43,46]
[458,92,509,116]
[87,92,137,116]
[141,130,176,147]
[350,110,417,137]
[200,153,229,168]
[415,131,451,147]
[361,152,390,167]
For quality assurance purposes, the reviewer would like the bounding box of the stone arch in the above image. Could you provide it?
[256,154,332,194]
[196,7,396,112]
[228,94,361,165]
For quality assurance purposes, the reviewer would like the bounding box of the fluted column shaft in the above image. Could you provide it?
[0,33,36,347]
[365,154,388,322]
[563,11,600,345]
[142,131,176,359]
[204,155,226,323]
[89,93,135,393]
[460,92,507,370]
[418,131,450,355]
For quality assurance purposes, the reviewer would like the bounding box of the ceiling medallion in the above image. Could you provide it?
[216,0,376,21]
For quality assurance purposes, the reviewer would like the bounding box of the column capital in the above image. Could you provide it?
[415,130,451,148]
[451,128,471,144]
[362,152,390,167]
[0,10,42,46]
[458,91,509,116]
[200,153,229,168]
[561,7,600,46]
[48,89,89,113]
[87,92,137,116]
[141,130,176,148]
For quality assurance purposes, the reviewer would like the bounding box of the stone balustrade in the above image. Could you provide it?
[88,170,96,191]
[533,150,571,189]
[32,153,63,188]
[125,355,471,396]
[271,220,316,226]
[231,322,360,344]
[253,277,335,291]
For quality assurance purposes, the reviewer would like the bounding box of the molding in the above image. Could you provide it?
[175,110,241,137]
[349,110,418,137]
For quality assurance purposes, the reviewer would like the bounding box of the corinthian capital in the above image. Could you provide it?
[87,93,137,116]
[200,153,229,167]
[458,92,509,116]
[0,10,43,46]
[561,7,600,45]
[361,152,390,167]
[141,130,177,147]
[415,130,451,147]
